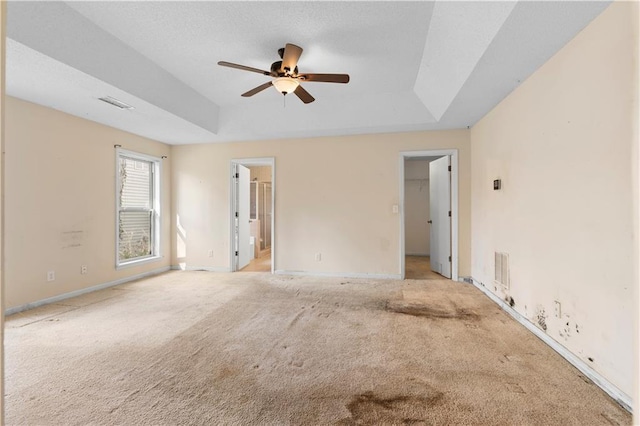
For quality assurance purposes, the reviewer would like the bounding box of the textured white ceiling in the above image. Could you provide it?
[5,1,611,145]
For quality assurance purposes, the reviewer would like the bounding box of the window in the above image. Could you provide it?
[116,149,161,267]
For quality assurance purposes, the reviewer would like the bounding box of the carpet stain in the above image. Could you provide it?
[402,419,426,425]
[385,301,479,321]
[505,383,526,394]
[289,358,304,368]
[577,374,593,385]
[288,310,305,329]
[601,411,626,426]
[216,366,238,379]
[341,391,443,425]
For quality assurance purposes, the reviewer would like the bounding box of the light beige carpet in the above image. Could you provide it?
[5,271,630,425]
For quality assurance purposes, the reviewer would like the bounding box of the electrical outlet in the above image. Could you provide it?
[81,265,88,275]
[208,250,214,258]
[47,270,55,282]
[315,253,322,262]
[554,301,561,318]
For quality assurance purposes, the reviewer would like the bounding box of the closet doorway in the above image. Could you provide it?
[403,156,450,279]
[399,149,459,281]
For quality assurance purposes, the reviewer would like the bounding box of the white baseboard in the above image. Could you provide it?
[171,265,231,272]
[5,266,171,316]
[461,276,632,413]
[406,252,430,257]
[275,270,402,280]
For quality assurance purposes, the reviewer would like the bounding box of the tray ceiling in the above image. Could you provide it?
[6,1,611,144]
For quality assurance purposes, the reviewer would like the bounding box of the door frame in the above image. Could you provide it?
[229,157,275,273]
[399,149,458,281]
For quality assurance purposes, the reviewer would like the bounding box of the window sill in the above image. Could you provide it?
[116,255,162,270]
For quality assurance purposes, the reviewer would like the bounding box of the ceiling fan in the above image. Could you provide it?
[218,43,349,104]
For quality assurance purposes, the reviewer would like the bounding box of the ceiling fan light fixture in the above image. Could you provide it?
[272,77,299,95]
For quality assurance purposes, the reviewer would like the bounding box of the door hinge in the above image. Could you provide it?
[235,251,239,256]
[448,165,451,172]
[234,172,239,178]
[449,255,452,262]
[448,211,451,217]
[235,212,238,218]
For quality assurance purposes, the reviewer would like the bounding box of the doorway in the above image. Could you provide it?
[399,150,458,281]
[230,158,275,273]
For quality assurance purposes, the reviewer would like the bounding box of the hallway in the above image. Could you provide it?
[405,255,444,280]
[240,249,271,272]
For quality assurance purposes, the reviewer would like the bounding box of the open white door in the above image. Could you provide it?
[429,156,452,278]
[235,164,251,270]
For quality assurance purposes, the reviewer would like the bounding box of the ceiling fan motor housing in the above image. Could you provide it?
[270,61,297,77]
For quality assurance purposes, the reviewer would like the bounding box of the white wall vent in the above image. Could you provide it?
[494,252,510,289]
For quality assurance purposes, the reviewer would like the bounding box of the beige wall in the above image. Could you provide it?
[631,1,639,420]
[4,97,171,309]
[471,2,636,398]
[1,2,6,421]
[171,130,470,276]
[404,160,430,255]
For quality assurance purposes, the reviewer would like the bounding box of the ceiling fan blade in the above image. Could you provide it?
[241,81,273,97]
[298,73,350,84]
[281,43,303,73]
[294,85,315,104]
[218,61,271,76]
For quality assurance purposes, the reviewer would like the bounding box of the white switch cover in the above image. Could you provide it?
[392,204,399,214]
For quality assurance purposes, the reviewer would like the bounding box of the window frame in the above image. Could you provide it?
[115,148,162,269]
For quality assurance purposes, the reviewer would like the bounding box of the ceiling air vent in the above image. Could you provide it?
[98,96,134,110]
[494,252,510,289]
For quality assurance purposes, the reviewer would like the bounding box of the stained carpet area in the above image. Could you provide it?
[5,271,630,425]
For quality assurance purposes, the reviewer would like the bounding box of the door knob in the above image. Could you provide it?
[428,220,432,224]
